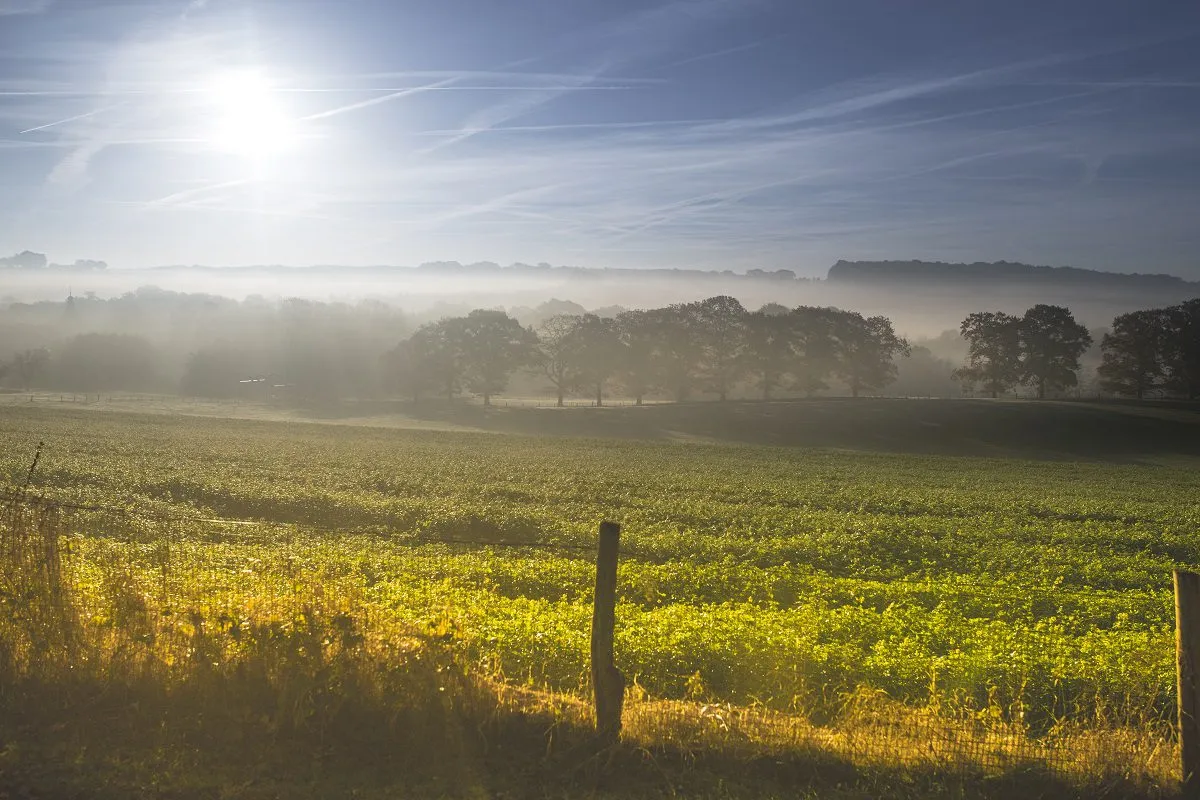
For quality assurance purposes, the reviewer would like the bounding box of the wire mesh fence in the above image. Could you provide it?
[0,488,1181,785]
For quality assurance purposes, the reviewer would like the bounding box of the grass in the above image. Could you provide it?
[4,391,1199,460]
[1,399,1198,797]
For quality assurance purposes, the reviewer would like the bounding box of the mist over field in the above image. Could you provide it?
[4,259,1196,338]
[2,256,1197,405]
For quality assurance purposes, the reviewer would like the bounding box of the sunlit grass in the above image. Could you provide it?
[1,404,1196,796]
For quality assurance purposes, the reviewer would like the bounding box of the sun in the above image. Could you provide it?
[202,69,299,159]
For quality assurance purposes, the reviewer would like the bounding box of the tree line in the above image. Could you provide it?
[386,296,911,405]
[955,305,1094,399]
[0,290,410,399]
[954,300,1199,400]
[3,288,1196,404]
[0,293,913,402]
[1097,299,1200,399]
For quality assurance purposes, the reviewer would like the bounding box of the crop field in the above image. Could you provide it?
[2,402,1199,797]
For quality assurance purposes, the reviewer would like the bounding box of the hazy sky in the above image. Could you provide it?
[2,1,1200,276]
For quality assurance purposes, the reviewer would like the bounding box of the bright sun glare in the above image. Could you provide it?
[202,69,299,159]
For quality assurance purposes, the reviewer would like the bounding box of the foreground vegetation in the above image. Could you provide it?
[2,402,1198,797]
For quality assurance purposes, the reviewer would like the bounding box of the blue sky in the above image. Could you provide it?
[2,0,1200,276]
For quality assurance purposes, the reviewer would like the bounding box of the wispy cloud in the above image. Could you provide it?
[415,0,756,155]
[38,100,122,189]
[343,70,663,86]
[419,76,599,154]
[691,55,1076,138]
[596,0,764,65]
[46,139,105,186]
[415,184,565,227]
[662,38,772,69]
[181,0,208,19]
[0,0,52,15]
[0,82,656,99]
[6,0,1200,273]
[0,137,65,148]
[413,118,723,136]
[147,177,255,206]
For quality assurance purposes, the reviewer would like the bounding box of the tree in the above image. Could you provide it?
[615,310,660,405]
[407,319,466,401]
[384,336,444,402]
[181,344,259,398]
[279,335,345,405]
[275,298,385,404]
[743,311,797,399]
[756,302,791,316]
[648,305,704,402]
[536,314,584,407]
[50,333,162,392]
[790,307,840,396]
[522,299,587,329]
[456,309,538,406]
[1097,309,1167,399]
[567,314,623,407]
[1162,299,1200,399]
[0,250,48,269]
[692,295,747,401]
[830,311,910,397]
[1018,304,1093,399]
[11,348,49,391]
[953,312,1022,398]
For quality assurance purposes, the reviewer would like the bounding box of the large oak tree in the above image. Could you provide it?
[1098,309,1166,399]
[830,311,910,397]
[953,312,1022,398]
[1017,305,1093,399]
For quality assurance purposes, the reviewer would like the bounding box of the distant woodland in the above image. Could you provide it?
[0,285,1195,404]
[4,250,1198,291]
[4,256,1197,341]
[827,259,1197,289]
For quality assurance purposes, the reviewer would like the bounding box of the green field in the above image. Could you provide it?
[2,400,1199,798]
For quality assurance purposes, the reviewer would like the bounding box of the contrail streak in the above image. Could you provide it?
[663,38,769,69]
[148,178,254,206]
[412,118,724,135]
[19,104,118,134]
[299,79,458,121]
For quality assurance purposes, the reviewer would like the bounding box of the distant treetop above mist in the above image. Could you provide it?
[0,251,107,271]
[827,260,1198,288]
[406,261,802,282]
[4,250,1197,293]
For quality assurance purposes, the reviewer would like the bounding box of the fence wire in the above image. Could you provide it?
[0,490,1180,783]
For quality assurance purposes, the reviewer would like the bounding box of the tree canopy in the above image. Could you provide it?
[954,312,1022,398]
[952,305,1095,399]
[1018,305,1093,399]
[830,312,910,398]
[1097,309,1166,399]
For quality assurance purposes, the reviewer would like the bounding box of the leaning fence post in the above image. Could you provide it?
[1176,569,1200,797]
[591,520,624,742]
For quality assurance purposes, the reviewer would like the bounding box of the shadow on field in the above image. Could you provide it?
[386,398,1200,462]
[12,394,1198,463]
[0,684,1153,800]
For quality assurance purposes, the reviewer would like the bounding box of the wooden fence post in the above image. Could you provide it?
[591,520,625,742]
[1176,569,1200,797]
